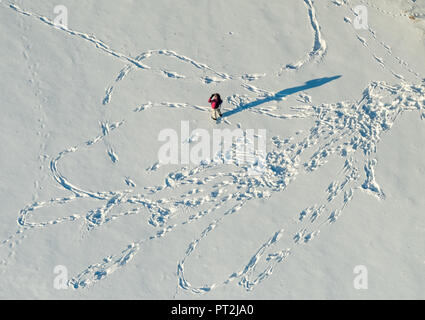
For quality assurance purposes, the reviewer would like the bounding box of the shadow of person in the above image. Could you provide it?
[222,75,342,118]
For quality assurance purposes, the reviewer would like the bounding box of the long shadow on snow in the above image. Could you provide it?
[222,75,342,118]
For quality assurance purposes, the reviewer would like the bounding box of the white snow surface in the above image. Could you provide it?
[1,0,425,299]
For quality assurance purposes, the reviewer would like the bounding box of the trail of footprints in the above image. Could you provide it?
[282,0,327,72]
[343,2,422,82]
[7,79,425,292]
[1,0,424,294]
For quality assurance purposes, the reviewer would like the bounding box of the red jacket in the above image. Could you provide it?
[208,97,221,109]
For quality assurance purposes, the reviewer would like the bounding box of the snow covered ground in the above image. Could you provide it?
[1,0,424,299]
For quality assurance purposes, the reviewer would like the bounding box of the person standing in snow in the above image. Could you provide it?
[209,93,223,120]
